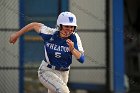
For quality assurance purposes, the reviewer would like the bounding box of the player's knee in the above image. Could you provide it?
[56,85,69,93]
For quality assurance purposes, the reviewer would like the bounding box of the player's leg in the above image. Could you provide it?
[38,61,70,93]
[47,70,70,93]
[38,69,69,93]
[61,71,69,84]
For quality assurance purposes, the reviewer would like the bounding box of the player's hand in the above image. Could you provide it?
[9,32,19,44]
[66,39,74,52]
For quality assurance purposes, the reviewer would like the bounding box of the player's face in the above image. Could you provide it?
[60,25,75,38]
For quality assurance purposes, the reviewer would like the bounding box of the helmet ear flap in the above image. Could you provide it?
[56,24,62,31]
[59,24,62,30]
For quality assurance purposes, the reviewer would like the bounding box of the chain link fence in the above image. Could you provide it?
[0,0,19,93]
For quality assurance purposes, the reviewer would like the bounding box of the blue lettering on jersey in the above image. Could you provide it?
[46,42,70,52]
[68,17,73,23]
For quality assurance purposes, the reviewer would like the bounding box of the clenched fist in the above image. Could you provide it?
[9,32,19,44]
[66,39,74,52]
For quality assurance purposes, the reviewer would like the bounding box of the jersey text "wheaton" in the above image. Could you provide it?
[45,42,70,52]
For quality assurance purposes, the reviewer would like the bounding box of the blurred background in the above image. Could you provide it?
[0,0,140,93]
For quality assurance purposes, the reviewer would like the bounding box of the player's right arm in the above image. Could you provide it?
[9,22,42,44]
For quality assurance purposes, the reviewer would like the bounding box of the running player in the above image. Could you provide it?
[9,11,85,93]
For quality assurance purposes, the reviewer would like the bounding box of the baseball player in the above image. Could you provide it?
[9,11,85,93]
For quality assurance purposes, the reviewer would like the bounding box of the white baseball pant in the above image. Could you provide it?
[38,60,70,93]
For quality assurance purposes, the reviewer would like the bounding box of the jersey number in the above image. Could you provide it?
[55,52,61,58]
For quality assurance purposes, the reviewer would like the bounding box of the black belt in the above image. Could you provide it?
[44,60,69,71]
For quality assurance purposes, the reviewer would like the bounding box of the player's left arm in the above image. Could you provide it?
[66,39,85,63]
